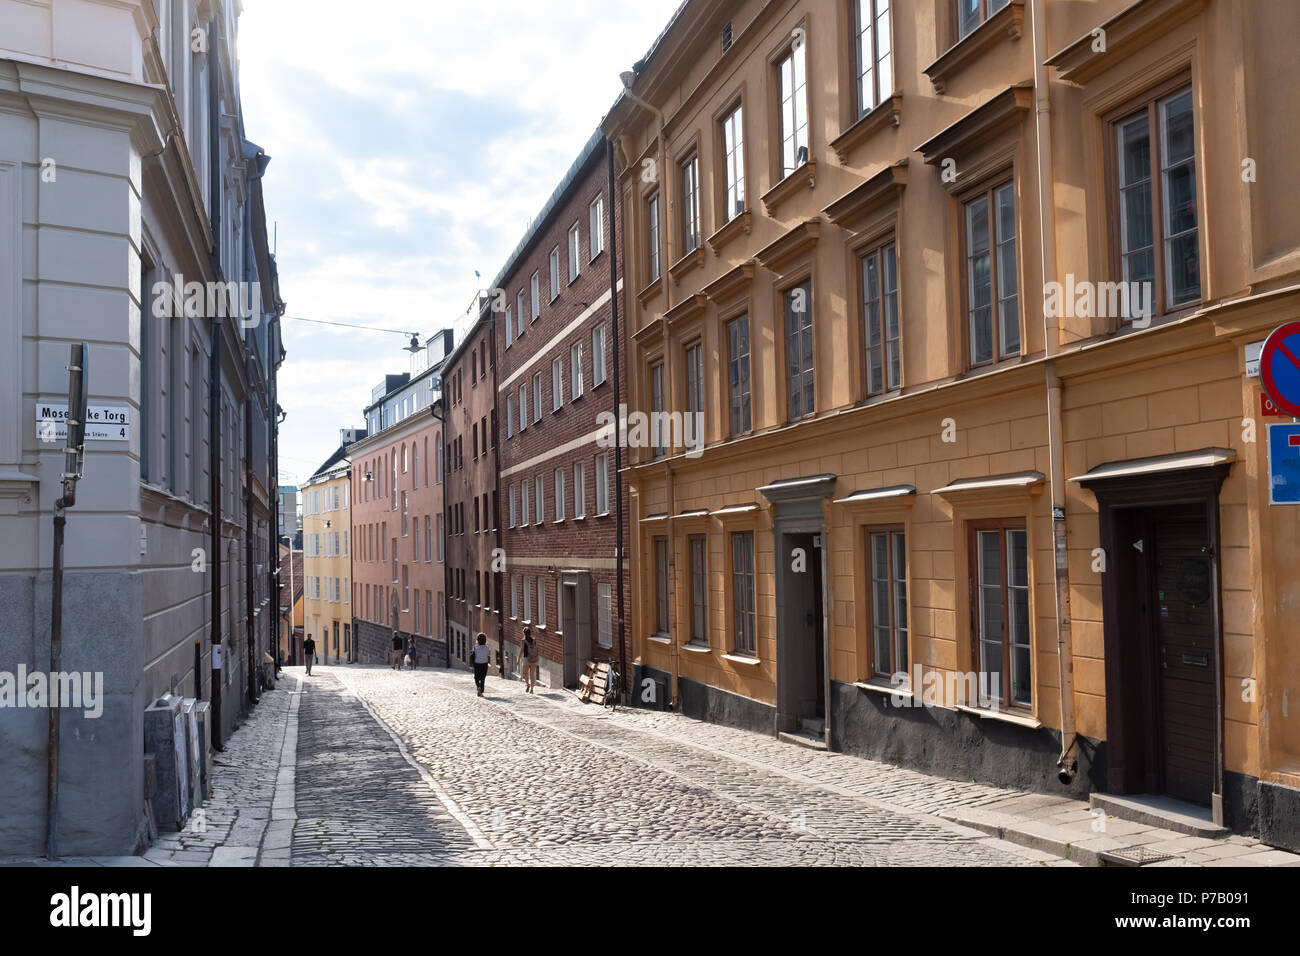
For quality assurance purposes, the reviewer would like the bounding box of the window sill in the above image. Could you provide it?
[955,703,1041,729]
[707,208,752,256]
[648,633,672,645]
[595,510,610,518]
[855,680,910,699]
[668,244,705,284]
[573,515,587,522]
[682,642,711,654]
[830,95,903,164]
[760,159,817,217]
[637,276,664,306]
[722,653,761,666]
[554,518,565,525]
[923,0,1025,95]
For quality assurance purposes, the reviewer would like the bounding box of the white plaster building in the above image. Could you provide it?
[0,0,284,855]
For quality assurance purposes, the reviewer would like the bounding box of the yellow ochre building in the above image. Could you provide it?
[604,0,1300,848]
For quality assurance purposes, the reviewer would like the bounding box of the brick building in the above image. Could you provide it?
[494,130,631,688]
[349,334,450,665]
[442,308,501,670]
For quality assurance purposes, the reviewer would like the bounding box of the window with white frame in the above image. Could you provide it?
[680,154,701,253]
[509,485,517,528]
[571,342,584,400]
[854,0,893,118]
[589,195,604,260]
[597,583,612,648]
[721,104,745,221]
[535,475,544,525]
[777,40,809,178]
[521,480,530,525]
[516,291,526,336]
[519,385,528,432]
[592,324,607,386]
[647,193,661,282]
[511,576,520,618]
[573,460,586,518]
[554,468,566,521]
[549,246,561,301]
[552,357,563,410]
[568,223,581,282]
[595,452,609,515]
[536,578,547,627]
[532,372,542,423]
[507,394,515,437]
[523,576,532,621]
[530,271,540,319]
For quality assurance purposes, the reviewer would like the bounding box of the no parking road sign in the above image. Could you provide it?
[1260,321,1300,419]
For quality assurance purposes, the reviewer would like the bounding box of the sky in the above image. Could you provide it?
[236,0,682,488]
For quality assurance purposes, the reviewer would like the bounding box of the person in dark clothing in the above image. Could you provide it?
[406,635,418,670]
[471,633,491,696]
[303,634,316,676]
[392,632,404,669]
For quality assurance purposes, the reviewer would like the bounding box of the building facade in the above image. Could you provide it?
[301,459,351,664]
[442,311,503,670]
[0,0,284,854]
[278,485,299,541]
[494,131,632,688]
[349,341,449,666]
[604,0,1300,848]
[278,541,303,665]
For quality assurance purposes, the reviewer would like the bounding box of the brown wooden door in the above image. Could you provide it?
[1152,504,1216,805]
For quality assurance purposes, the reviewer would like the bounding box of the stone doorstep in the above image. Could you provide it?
[1089,792,1229,839]
[777,730,829,751]
[941,807,1193,867]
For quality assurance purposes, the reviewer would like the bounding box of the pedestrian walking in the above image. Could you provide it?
[520,627,539,693]
[471,633,491,696]
[407,635,418,670]
[303,633,316,676]
[391,632,404,669]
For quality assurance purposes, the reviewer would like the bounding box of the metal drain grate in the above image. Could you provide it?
[1100,846,1180,866]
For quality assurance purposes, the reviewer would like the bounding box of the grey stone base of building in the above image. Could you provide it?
[1226,774,1300,852]
[831,680,1099,798]
[352,617,447,668]
[629,664,775,734]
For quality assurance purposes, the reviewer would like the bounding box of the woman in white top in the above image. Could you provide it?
[471,633,492,696]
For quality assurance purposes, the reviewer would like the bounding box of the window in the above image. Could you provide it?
[532,372,542,423]
[550,246,561,301]
[777,40,809,178]
[536,578,547,627]
[854,0,892,117]
[507,395,515,438]
[512,576,520,619]
[425,515,432,562]
[731,531,756,655]
[436,443,443,483]
[785,281,815,420]
[437,515,444,561]
[597,583,613,649]
[401,491,408,535]
[862,241,900,395]
[957,0,1009,40]
[509,485,517,528]
[571,342,584,400]
[726,316,752,436]
[964,181,1019,366]
[402,565,409,611]
[552,357,564,410]
[650,361,666,459]
[685,341,704,451]
[524,576,532,621]
[568,224,581,282]
[595,452,609,515]
[647,193,661,282]
[721,105,745,221]
[654,537,670,634]
[391,539,397,583]
[573,460,586,518]
[521,479,530,525]
[592,325,607,386]
[868,529,907,680]
[1114,85,1199,318]
[689,535,707,644]
[680,154,701,253]
[971,522,1031,708]
[516,291,526,335]
[505,306,513,348]
[519,385,528,432]
[412,445,419,490]
[554,468,566,521]
[589,195,604,260]
[535,476,544,525]
[530,272,540,319]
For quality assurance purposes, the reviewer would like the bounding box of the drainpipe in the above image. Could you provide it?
[207,13,224,749]
[245,360,257,706]
[607,138,629,690]
[1031,0,1078,783]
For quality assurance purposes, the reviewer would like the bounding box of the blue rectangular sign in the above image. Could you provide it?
[1267,423,1300,505]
